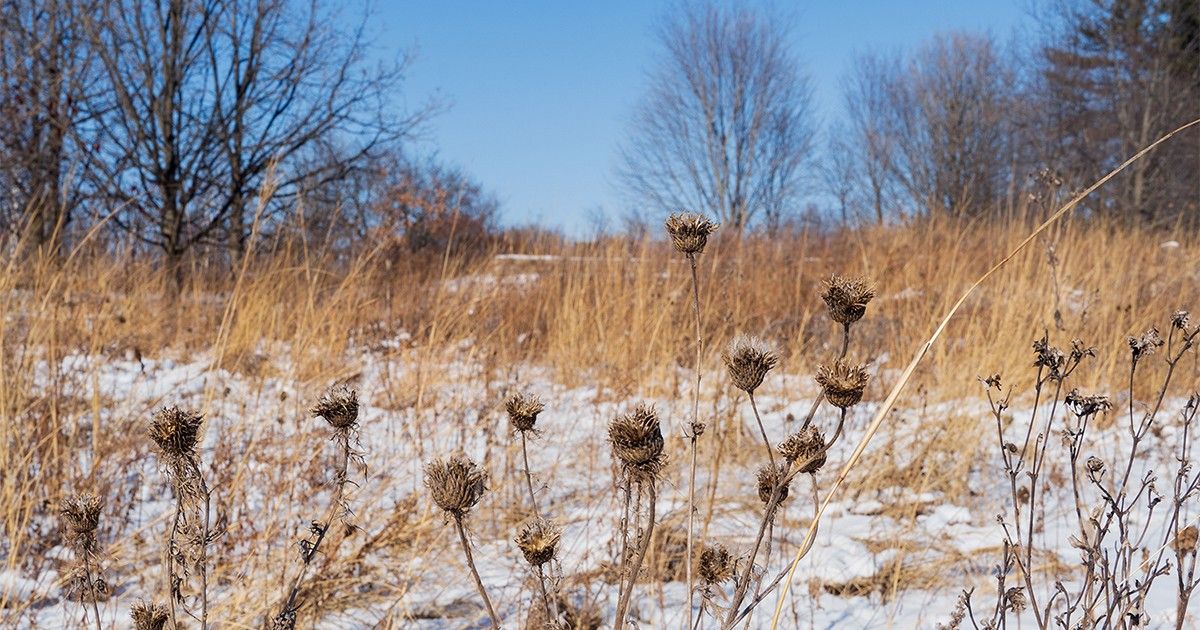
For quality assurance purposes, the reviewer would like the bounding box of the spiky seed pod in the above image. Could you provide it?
[424,455,489,518]
[515,517,562,566]
[698,543,735,585]
[148,406,203,459]
[664,212,719,255]
[756,462,791,505]
[815,361,869,409]
[60,493,102,536]
[607,404,665,480]
[778,426,827,474]
[722,336,778,394]
[820,275,876,325]
[505,391,545,433]
[130,599,169,630]
[311,384,359,430]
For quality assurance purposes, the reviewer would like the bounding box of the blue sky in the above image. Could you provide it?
[372,1,1025,234]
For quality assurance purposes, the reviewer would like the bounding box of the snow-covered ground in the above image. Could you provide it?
[2,337,1196,628]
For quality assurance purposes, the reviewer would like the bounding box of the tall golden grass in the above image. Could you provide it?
[1,194,1197,624]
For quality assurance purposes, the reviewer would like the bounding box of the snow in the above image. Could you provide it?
[3,341,1197,628]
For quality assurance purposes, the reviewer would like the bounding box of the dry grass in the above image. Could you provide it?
[1,207,1198,626]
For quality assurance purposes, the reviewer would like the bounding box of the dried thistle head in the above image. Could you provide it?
[131,600,169,630]
[515,517,562,566]
[778,426,827,474]
[505,391,545,433]
[424,455,489,518]
[698,543,735,585]
[664,212,719,255]
[756,462,791,505]
[59,493,102,552]
[815,361,870,409]
[311,384,359,430]
[148,406,203,459]
[1065,389,1112,418]
[1004,587,1027,613]
[820,274,876,325]
[608,404,665,480]
[1129,327,1164,361]
[722,336,778,394]
[1171,310,1191,332]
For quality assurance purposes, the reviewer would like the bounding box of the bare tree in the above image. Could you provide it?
[893,33,1017,216]
[618,2,815,232]
[1037,0,1199,226]
[820,125,858,226]
[79,0,428,283]
[841,52,901,224]
[0,0,101,252]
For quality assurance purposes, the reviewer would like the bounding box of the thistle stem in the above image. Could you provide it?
[454,514,500,628]
[748,392,775,464]
[685,251,703,628]
[614,481,657,629]
[520,432,541,518]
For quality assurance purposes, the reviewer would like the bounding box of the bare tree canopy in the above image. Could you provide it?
[76,0,431,280]
[1037,0,1199,225]
[619,2,815,232]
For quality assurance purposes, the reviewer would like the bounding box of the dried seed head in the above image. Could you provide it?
[1065,389,1112,417]
[270,610,297,630]
[778,426,827,474]
[59,493,102,557]
[722,336,778,394]
[148,406,203,459]
[59,493,102,541]
[505,391,545,433]
[1175,526,1199,554]
[608,404,665,480]
[1005,587,1027,613]
[698,543,735,585]
[515,517,562,566]
[820,275,876,325]
[424,455,489,518]
[1171,310,1191,331]
[311,384,359,430]
[131,600,169,630]
[664,212,719,255]
[815,361,870,409]
[756,462,791,504]
[1086,456,1105,474]
[1129,328,1164,361]
[1032,337,1066,378]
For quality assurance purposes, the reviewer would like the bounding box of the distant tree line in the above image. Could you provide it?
[0,0,497,281]
[622,0,1199,230]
